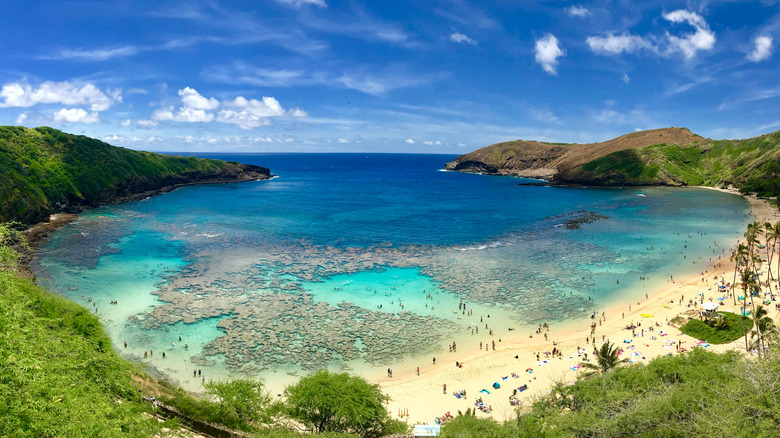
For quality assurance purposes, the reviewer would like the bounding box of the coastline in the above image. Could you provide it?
[19,174,271,271]
[377,188,779,425]
[23,182,774,426]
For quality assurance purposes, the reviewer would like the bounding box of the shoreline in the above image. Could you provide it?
[19,174,271,272]
[23,183,775,425]
[377,188,778,425]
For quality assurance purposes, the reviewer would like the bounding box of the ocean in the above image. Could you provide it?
[31,153,751,392]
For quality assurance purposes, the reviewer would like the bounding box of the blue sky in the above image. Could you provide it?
[1,0,780,153]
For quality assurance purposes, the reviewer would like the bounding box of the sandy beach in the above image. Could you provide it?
[378,189,780,426]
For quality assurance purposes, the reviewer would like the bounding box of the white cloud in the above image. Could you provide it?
[16,113,27,124]
[149,87,304,129]
[179,87,219,110]
[586,33,654,55]
[450,32,477,45]
[405,138,415,144]
[458,143,466,147]
[127,88,148,95]
[535,34,565,75]
[0,80,119,111]
[121,119,131,126]
[152,106,215,123]
[424,141,434,145]
[275,0,326,7]
[622,73,630,83]
[137,119,159,127]
[289,108,308,117]
[53,46,140,61]
[216,96,288,129]
[53,108,100,123]
[338,138,349,143]
[566,5,590,17]
[663,10,715,59]
[748,35,773,62]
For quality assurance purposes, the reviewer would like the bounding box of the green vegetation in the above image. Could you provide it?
[284,370,406,437]
[0,126,269,225]
[0,225,169,437]
[578,342,628,375]
[560,129,780,197]
[679,312,752,344]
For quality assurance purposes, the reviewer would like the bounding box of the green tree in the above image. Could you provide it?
[731,243,748,305]
[204,378,272,427]
[283,370,406,438]
[579,342,628,375]
[0,222,24,268]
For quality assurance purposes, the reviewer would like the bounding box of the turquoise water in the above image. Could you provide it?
[32,154,751,391]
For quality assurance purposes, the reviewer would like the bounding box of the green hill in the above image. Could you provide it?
[446,127,780,197]
[0,126,272,225]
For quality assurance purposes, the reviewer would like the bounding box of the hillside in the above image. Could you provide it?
[445,127,703,179]
[446,127,780,196]
[0,126,272,225]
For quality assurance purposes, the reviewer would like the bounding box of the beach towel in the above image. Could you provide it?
[479,389,490,394]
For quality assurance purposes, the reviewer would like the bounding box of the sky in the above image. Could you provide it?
[2,0,780,153]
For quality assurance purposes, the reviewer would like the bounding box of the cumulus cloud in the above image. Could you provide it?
[137,119,158,127]
[121,119,131,126]
[663,10,715,58]
[405,138,415,144]
[535,34,565,75]
[179,87,219,110]
[338,138,349,143]
[566,5,590,17]
[586,33,654,55]
[149,87,306,129]
[0,80,119,111]
[53,108,100,123]
[16,113,27,124]
[423,140,442,146]
[748,35,773,62]
[450,32,477,45]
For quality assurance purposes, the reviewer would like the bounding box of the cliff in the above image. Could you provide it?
[0,126,272,225]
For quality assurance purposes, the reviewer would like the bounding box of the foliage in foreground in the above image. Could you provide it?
[0,268,168,437]
[679,311,753,344]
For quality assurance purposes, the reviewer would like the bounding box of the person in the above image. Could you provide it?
[443,384,447,394]
[432,357,436,364]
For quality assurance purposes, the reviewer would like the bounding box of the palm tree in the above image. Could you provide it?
[749,305,777,359]
[741,269,760,352]
[731,243,748,305]
[579,342,628,375]
[765,222,780,293]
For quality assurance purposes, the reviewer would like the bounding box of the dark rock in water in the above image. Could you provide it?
[565,212,610,229]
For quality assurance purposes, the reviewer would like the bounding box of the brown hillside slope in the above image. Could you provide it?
[445,127,706,179]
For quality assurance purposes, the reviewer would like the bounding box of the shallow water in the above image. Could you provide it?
[32,154,751,391]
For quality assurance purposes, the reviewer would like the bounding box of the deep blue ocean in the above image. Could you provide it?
[32,153,751,390]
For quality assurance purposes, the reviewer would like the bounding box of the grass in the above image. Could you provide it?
[678,311,752,344]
